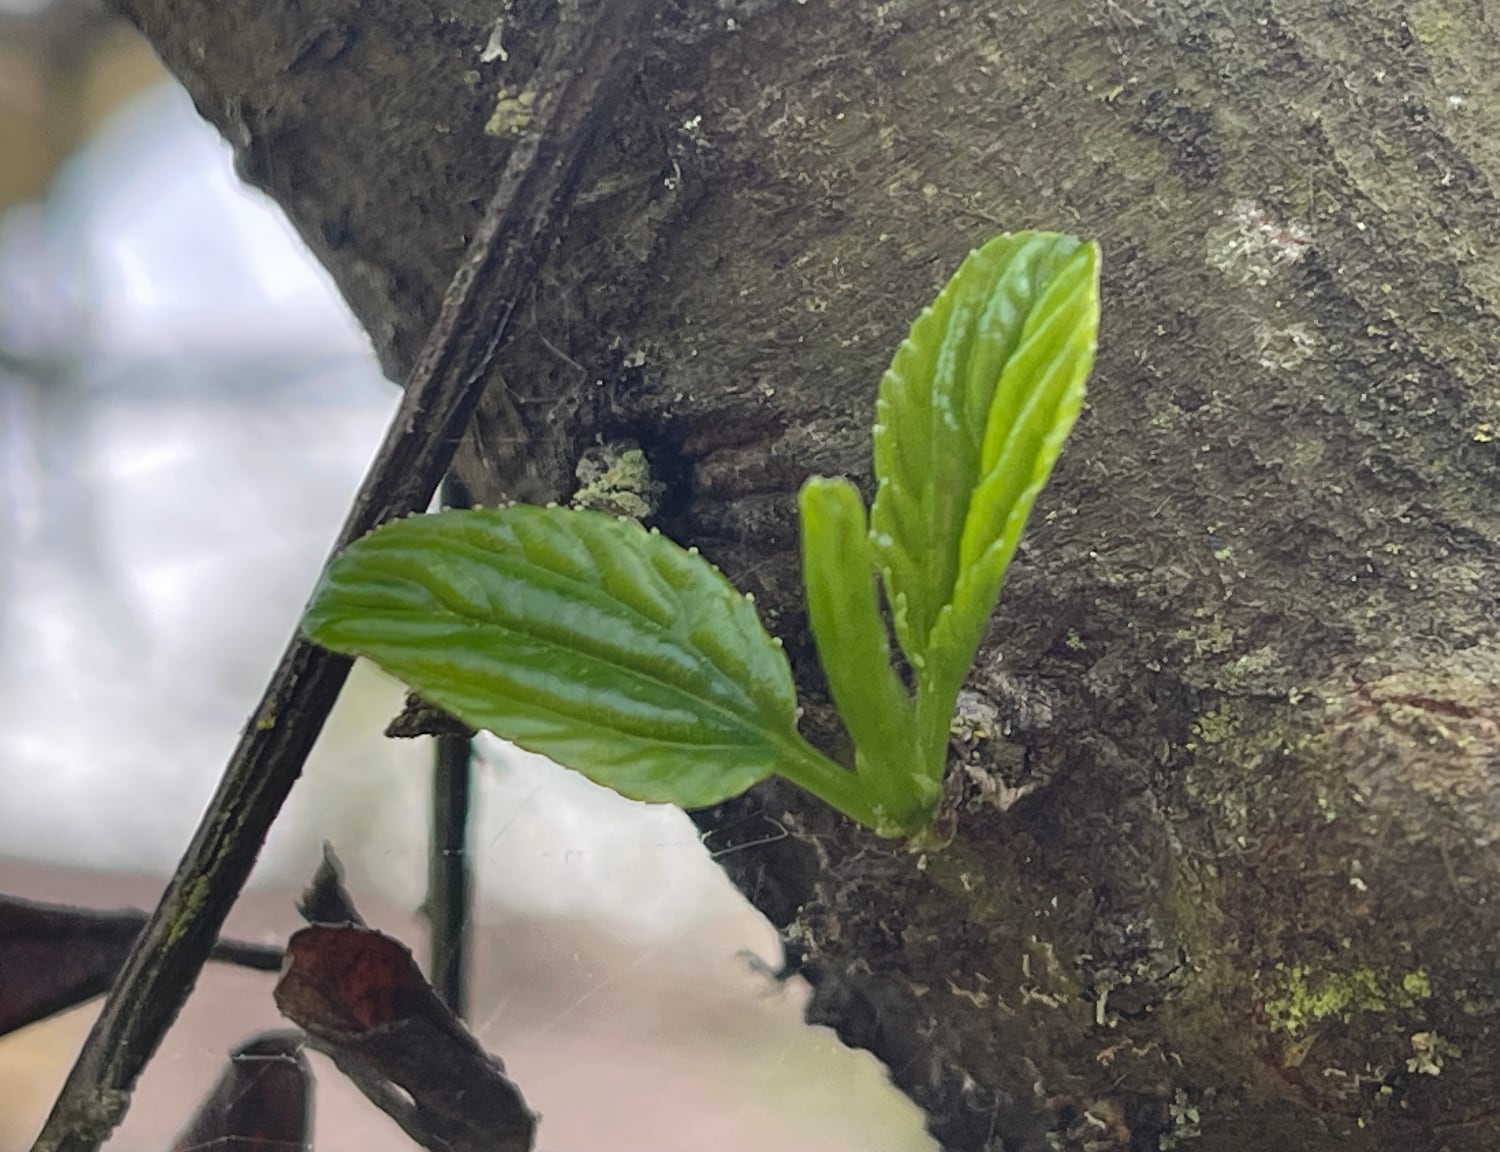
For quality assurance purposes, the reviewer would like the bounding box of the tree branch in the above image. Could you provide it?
[427,476,477,1017]
[0,894,282,1038]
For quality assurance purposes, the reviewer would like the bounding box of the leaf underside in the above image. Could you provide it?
[303,506,805,808]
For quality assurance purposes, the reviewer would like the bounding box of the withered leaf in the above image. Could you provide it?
[276,924,536,1152]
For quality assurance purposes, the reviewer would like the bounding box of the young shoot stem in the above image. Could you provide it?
[773,736,887,832]
[914,672,965,800]
[851,739,936,834]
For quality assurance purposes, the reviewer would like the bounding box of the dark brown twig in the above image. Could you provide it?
[297,845,365,927]
[428,474,476,1017]
[428,730,475,1016]
[385,693,477,739]
[30,5,648,1149]
[168,1030,311,1152]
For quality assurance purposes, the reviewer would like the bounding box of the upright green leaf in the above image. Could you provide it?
[867,232,1099,769]
[799,477,929,828]
[304,506,813,808]
[934,244,1098,684]
[869,233,1097,675]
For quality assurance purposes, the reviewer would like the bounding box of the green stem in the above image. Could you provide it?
[773,736,886,832]
[914,673,963,800]
[851,742,932,832]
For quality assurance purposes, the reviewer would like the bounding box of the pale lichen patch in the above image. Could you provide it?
[1406,1029,1458,1075]
[1206,199,1313,287]
[1263,962,1431,1037]
[485,86,535,137]
[572,444,664,520]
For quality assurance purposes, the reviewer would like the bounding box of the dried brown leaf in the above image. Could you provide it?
[276,924,535,1152]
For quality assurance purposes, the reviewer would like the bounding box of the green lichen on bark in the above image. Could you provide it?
[1264,964,1431,1036]
[570,443,663,519]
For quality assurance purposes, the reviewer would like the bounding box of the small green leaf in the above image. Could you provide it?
[935,241,1098,686]
[799,477,930,829]
[870,232,1097,676]
[304,505,812,808]
[867,232,1099,764]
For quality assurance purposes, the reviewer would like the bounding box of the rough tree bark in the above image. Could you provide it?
[110,2,1500,1149]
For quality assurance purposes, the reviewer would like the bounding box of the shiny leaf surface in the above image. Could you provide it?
[799,477,929,829]
[870,233,1098,678]
[304,506,808,808]
[867,233,1099,763]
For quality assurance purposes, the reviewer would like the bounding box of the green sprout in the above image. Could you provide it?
[302,232,1100,837]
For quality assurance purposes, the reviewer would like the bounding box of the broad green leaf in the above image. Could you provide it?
[869,232,1098,679]
[303,505,811,808]
[798,477,929,826]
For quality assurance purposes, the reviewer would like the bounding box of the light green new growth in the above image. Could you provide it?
[303,232,1101,837]
[804,232,1099,830]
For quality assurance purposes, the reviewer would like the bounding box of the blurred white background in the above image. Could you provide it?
[0,76,723,931]
[0,10,934,1151]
